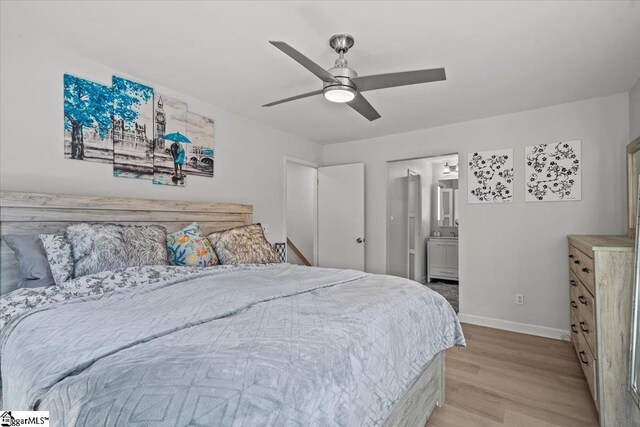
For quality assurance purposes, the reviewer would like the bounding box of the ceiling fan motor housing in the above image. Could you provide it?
[325,63,358,91]
[324,34,358,93]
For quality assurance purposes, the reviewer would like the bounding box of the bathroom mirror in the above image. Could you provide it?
[630,175,640,409]
[627,137,640,239]
[437,179,459,227]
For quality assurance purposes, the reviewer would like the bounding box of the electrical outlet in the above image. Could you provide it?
[515,294,524,305]
[262,224,270,234]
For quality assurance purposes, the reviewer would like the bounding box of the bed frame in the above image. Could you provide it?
[0,190,445,426]
[382,351,446,426]
[0,191,253,294]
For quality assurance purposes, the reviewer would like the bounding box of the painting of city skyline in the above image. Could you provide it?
[152,94,188,187]
[63,74,113,163]
[185,112,214,177]
[63,73,216,189]
[112,77,154,179]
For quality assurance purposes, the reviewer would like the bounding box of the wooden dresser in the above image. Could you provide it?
[567,235,640,426]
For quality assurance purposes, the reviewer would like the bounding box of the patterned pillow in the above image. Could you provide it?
[65,223,169,278]
[207,224,279,265]
[40,234,74,285]
[167,223,218,267]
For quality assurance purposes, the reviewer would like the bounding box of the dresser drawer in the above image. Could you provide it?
[570,308,581,344]
[576,279,597,359]
[569,270,581,311]
[568,246,595,295]
[572,313,598,404]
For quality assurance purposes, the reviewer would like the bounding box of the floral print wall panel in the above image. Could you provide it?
[467,149,514,204]
[525,140,581,202]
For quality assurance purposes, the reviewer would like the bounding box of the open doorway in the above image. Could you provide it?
[386,154,459,312]
[284,159,366,271]
[284,157,317,266]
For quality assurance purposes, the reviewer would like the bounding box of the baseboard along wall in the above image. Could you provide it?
[457,313,570,341]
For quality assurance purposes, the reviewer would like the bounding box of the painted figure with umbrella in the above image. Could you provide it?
[164,132,191,183]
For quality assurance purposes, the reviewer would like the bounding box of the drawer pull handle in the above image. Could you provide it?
[571,301,578,308]
[574,260,581,265]
[571,324,578,333]
[579,351,589,365]
[579,321,589,333]
[581,267,590,274]
[569,280,577,287]
[569,254,574,259]
[578,295,588,305]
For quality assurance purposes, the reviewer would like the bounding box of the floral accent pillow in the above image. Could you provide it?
[40,234,74,285]
[207,224,279,265]
[167,223,218,267]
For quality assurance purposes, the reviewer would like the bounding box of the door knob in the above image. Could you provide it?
[356,237,365,243]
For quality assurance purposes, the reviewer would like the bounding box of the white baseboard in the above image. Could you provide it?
[457,313,570,341]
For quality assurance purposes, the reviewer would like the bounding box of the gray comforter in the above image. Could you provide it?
[1,264,464,426]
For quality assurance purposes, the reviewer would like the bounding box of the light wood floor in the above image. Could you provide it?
[426,324,599,426]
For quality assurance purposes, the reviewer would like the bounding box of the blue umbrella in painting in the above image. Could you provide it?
[163,132,191,144]
[164,132,191,181]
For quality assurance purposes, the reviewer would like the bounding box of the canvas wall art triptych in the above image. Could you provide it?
[468,140,581,204]
[63,74,214,188]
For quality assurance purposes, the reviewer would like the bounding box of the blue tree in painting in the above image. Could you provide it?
[112,77,153,128]
[64,74,113,160]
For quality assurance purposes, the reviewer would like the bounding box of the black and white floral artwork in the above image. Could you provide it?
[525,140,581,202]
[467,149,514,204]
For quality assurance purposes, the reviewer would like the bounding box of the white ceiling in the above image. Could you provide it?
[4,1,640,144]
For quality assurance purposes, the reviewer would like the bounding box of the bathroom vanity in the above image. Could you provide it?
[427,237,459,282]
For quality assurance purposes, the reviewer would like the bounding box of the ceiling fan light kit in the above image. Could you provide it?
[264,34,446,121]
[324,85,356,103]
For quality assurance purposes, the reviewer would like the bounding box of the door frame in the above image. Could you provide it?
[283,156,319,266]
[406,169,421,280]
[385,152,460,283]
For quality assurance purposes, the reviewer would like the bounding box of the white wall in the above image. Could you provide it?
[0,36,322,244]
[323,93,630,336]
[285,161,316,264]
[631,78,640,141]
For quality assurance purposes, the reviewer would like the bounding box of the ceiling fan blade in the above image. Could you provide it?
[262,89,323,107]
[269,41,339,84]
[351,68,446,92]
[347,93,381,121]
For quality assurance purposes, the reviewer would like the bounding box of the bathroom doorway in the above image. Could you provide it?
[386,154,460,312]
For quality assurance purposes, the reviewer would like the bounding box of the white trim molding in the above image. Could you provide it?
[457,313,570,341]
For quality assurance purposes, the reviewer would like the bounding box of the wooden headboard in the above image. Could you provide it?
[0,191,253,295]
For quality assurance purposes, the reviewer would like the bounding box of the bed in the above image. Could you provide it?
[0,191,465,426]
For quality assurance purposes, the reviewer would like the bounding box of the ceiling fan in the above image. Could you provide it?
[262,34,446,121]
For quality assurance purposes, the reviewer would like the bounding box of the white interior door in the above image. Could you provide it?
[318,163,365,270]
